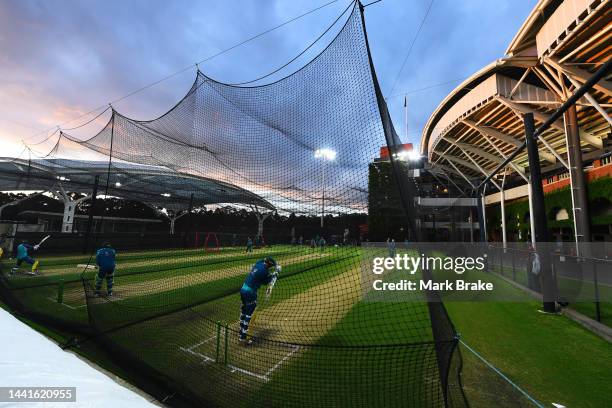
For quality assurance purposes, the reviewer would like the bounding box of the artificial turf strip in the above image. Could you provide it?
[129,254,437,407]
[3,248,341,327]
[87,251,359,332]
[1,247,299,289]
[4,246,610,407]
[186,254,362,330]
[23,246,249,267]
[86,254,363,407]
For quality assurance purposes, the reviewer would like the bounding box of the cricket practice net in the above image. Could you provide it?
[0,2,467,407]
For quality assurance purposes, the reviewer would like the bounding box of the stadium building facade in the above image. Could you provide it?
[420,0,611,244]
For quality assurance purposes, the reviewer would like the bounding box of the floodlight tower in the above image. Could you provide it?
[314,148,337,229]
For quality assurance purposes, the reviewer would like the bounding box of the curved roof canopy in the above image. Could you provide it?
[421,0,611,189]
[0,157,273,210]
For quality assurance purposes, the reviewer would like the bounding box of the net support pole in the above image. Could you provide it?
[57,279,64,304]
[476,188,486,243]
[183,193,194,248]
[83,175,100,254]
[358,0,419,241]
[215,321,221,363]
[564,104,591,252]
[524,113,556,313]
[500,170,507,247]
[224,323,229,366]
[320,159,326,229]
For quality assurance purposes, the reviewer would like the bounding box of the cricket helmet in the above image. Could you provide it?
[264,256,277,267]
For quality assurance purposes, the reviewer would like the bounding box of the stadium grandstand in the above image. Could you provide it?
[420,0,611,244]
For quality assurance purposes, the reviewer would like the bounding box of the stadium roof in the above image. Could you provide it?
[0,157,274,210]
[421,0,611,189]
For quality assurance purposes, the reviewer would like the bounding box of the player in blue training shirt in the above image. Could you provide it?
[239,256,281,344]
[246,237,253,253]
[95,242,116,297]
[11,240,40,275]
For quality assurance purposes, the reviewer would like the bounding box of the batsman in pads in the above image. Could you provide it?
[95,242,116,297]
[239,256,281,345]
[11,238,46,275]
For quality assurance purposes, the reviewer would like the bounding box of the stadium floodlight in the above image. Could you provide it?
[315,148,337,228]
[395,150,421,162]
[161,193,171,197]
[407,150,421,162]
[115,182,122,187]
[315,148,337,161]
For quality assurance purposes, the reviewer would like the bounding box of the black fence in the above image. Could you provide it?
[485,243,611,326]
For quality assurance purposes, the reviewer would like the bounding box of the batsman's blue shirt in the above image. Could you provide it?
[16,243,32,260]
[241,260,272,293]
[96,247,116,271]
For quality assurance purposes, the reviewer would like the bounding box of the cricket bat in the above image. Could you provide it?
[77,264,97,270]
[36,235,51,248]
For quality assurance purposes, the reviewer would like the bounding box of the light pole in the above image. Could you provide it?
[314,148,337,229]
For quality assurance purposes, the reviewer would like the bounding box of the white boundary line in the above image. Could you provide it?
[264,345,300,378]
[46,296,80,310]
[180,335,300,382]
[46,292,124,310]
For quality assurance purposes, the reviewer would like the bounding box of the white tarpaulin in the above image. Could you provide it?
[0,307,156,407]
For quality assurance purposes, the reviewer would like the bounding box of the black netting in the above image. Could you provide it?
[0,2,467,407]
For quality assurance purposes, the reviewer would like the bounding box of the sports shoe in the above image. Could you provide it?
[107,292,113,298]
[238,337,253,346]
[32,261,39,273]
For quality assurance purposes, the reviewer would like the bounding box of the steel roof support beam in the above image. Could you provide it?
[509,68,532,98]
[497,96,574,163]
[496,96,565,130]
[483,136,528,182]
[537,136,569,168]
[442,157,475,188]
[462,119,522,146]
[462,119,528,181]
[444,155,481,174]
[445,137,503,165]
[457,148,501,191]
[546,57,612,97]
[432,167,465,196]
[563,75,612,127]
[55,182,90,234]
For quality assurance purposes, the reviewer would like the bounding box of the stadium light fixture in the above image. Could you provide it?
[395,150,421,162]
[161,193,171,197]
[315,148,337,229]
[314,148,337,161]
[115,182,122,187]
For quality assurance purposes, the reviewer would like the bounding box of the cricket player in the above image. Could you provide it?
[319,236,326,253]
[95,242,116,297]
[11,240,40,275]
[239,256,281,344]
[387,238,396,258]
[246,237,253,253]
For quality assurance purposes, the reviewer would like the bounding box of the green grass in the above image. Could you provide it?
[2,245,611,407]
[446,302,612,407]
[489,263,612,326]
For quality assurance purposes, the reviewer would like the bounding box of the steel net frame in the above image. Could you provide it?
[0,2,467,407]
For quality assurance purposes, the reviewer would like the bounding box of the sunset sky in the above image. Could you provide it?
[0,0,535,159]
